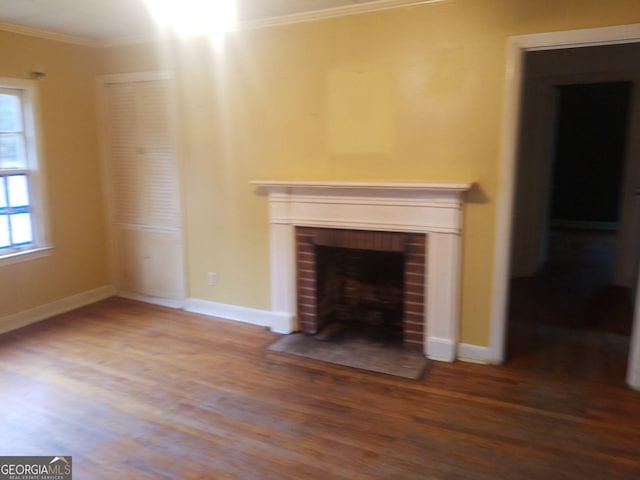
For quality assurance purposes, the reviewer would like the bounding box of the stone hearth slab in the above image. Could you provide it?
[268,333,427,379]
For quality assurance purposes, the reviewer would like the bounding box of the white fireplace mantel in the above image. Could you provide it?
[251,180,473,362]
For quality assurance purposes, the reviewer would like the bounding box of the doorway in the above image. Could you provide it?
[508,78,634,382]
[491,26,640,389]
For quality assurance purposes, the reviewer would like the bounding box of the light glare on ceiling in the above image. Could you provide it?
[144,0,237,39]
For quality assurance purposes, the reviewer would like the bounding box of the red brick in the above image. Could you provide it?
[406,322,423,333]
[404,340,423,351]
[404,311,423,322]
[298,266,315,276]
[404,328,423,337]
[298,296,316,305]
[299,323,317,334]
[407,253,425,263]
[406,271,424,282]
[298,304,317,315]
[404,282,424,295]
[405,291,424,304]
[297,242,315,254]
[404,331,424,342]
[298,268,315,278]
[405,262,425,275]
[298,291,316,301]
[405,314,424,325]
[298,250,314,261]
[297,277,316,289]
[406,270,424,278]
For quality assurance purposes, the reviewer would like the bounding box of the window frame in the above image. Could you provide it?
[0,77,51,266]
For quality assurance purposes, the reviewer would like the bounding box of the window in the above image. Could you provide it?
[0,79,49,264]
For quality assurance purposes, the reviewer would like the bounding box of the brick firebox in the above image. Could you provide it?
[296,227,427,351]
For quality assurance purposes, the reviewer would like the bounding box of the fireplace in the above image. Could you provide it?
[296,227,426,351]
[251,180,471,361]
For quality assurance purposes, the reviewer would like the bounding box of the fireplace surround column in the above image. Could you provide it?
[269,222,297,334]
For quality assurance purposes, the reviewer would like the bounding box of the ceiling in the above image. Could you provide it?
[0,0,430,45]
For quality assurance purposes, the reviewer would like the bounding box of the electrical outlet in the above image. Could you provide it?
[207,272,217,286]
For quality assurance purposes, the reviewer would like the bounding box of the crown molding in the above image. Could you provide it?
[99,33,160,48]
[100,0,443,46]
[239,0,443,30]
[0,22,98,47]
[1,0,442,49]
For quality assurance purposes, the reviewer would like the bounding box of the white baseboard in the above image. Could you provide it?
[0,285,116,335]
[426,337,456,362]
[628,368,640,391]
[269,312,297,334]
[116,290,185,309]
[457,343,495,364]
[185,298,280,329]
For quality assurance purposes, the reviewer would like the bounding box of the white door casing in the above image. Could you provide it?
[492,24,640,389]
[614,81,640,288]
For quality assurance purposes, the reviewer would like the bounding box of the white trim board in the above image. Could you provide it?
[184,298,280,330]
[241,0,444,30]
[457,343,495,365]
[116,291,184,310]
[0,21,98,47]
[629,369,640,391]
[0,285,115,335]
[491,23,640,389]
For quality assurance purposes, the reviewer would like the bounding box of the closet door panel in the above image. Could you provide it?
[103,76,184,301]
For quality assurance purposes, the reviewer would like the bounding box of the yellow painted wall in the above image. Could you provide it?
[98,0,640,346]
[0,31,108,318]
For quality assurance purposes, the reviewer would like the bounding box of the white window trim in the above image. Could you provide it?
[0,246,53,266]
[0,77,51,266]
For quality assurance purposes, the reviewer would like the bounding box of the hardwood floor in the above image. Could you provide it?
[1,297,639,479]
[507,228,633,384]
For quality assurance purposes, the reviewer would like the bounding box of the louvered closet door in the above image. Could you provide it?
[103,77,185,301]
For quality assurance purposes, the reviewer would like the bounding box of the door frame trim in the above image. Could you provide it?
[490,24,640,389]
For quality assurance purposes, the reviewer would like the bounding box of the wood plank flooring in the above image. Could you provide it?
[508,228,633,384]
[0,297,639,479]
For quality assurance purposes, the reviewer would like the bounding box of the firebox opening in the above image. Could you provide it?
[315,245,405,344]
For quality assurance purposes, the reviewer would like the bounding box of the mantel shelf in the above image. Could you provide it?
[250,180,473,193]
